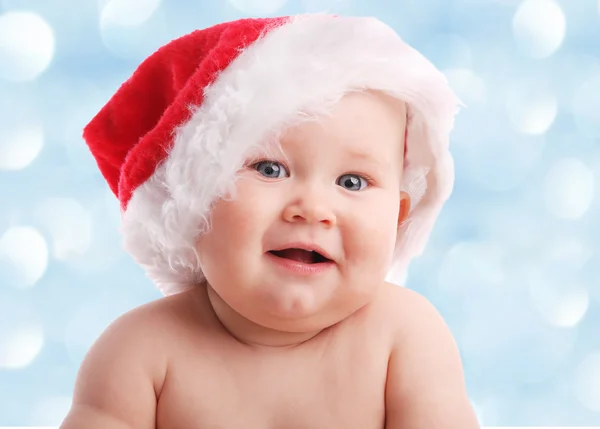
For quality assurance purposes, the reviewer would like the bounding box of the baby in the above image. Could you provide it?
[60,14,480,429]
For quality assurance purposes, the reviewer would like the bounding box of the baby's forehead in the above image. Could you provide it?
[271,91,407,162]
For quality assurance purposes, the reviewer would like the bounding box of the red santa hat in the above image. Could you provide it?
[84,13,462,295]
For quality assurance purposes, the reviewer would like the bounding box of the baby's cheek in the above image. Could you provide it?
[346,217,396,264]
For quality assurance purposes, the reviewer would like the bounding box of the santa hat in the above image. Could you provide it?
[84,13,462,295]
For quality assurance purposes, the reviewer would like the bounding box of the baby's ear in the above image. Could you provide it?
[397,191,411,229]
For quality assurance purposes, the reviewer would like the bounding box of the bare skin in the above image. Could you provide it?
[60,91,479,428]
[61,281,478,429]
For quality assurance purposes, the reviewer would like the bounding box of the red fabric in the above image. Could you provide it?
[83,17,288,210]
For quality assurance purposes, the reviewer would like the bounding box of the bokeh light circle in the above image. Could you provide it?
[528,269,589,328]
[99,0,168,60]
[0,122,44,170]
[100,0,161,27]
[544,158,595,219]
[512,0,566,59]
[0,11,55,81]
[34,198,93,261]
[0,296,44,369]
[0,226,49,289]
[228,0,288,15]
[506,84,557,135]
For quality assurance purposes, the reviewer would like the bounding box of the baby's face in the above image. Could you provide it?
[197,91,408,333]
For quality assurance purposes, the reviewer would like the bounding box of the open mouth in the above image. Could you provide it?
[268,249,332,264]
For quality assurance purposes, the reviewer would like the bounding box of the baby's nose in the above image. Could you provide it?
[282,191,337,227]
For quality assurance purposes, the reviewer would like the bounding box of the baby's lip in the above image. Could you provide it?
[268,242,335,262]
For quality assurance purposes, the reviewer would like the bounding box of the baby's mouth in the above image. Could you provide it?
[268,249,332,264]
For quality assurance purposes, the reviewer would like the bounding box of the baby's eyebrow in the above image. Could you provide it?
[346,150,386,167]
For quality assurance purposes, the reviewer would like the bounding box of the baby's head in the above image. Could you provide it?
[83,15,461,317]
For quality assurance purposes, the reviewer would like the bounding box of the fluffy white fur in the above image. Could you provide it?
[121,14,462,295]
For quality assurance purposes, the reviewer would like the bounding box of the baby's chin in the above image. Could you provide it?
[240,287,370,333]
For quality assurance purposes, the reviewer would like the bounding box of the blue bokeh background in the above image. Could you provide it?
[0,0,599,426]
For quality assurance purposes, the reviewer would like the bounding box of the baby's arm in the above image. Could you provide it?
[60,306,165,429]
[385,290,480,429]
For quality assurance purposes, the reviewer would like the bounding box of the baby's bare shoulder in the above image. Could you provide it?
[370,282,440,329]
[379,284,480,428]
[365,282,462,354]
[101,287,201,345]
[342,282,442,350]
[61,288,204,429]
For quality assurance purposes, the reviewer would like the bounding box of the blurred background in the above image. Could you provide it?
[0,0,599,426]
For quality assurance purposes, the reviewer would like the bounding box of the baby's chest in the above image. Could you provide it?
[157,342,388,429]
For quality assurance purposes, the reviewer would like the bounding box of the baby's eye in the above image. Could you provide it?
[337,174,368,191]
[253,160,289,179]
